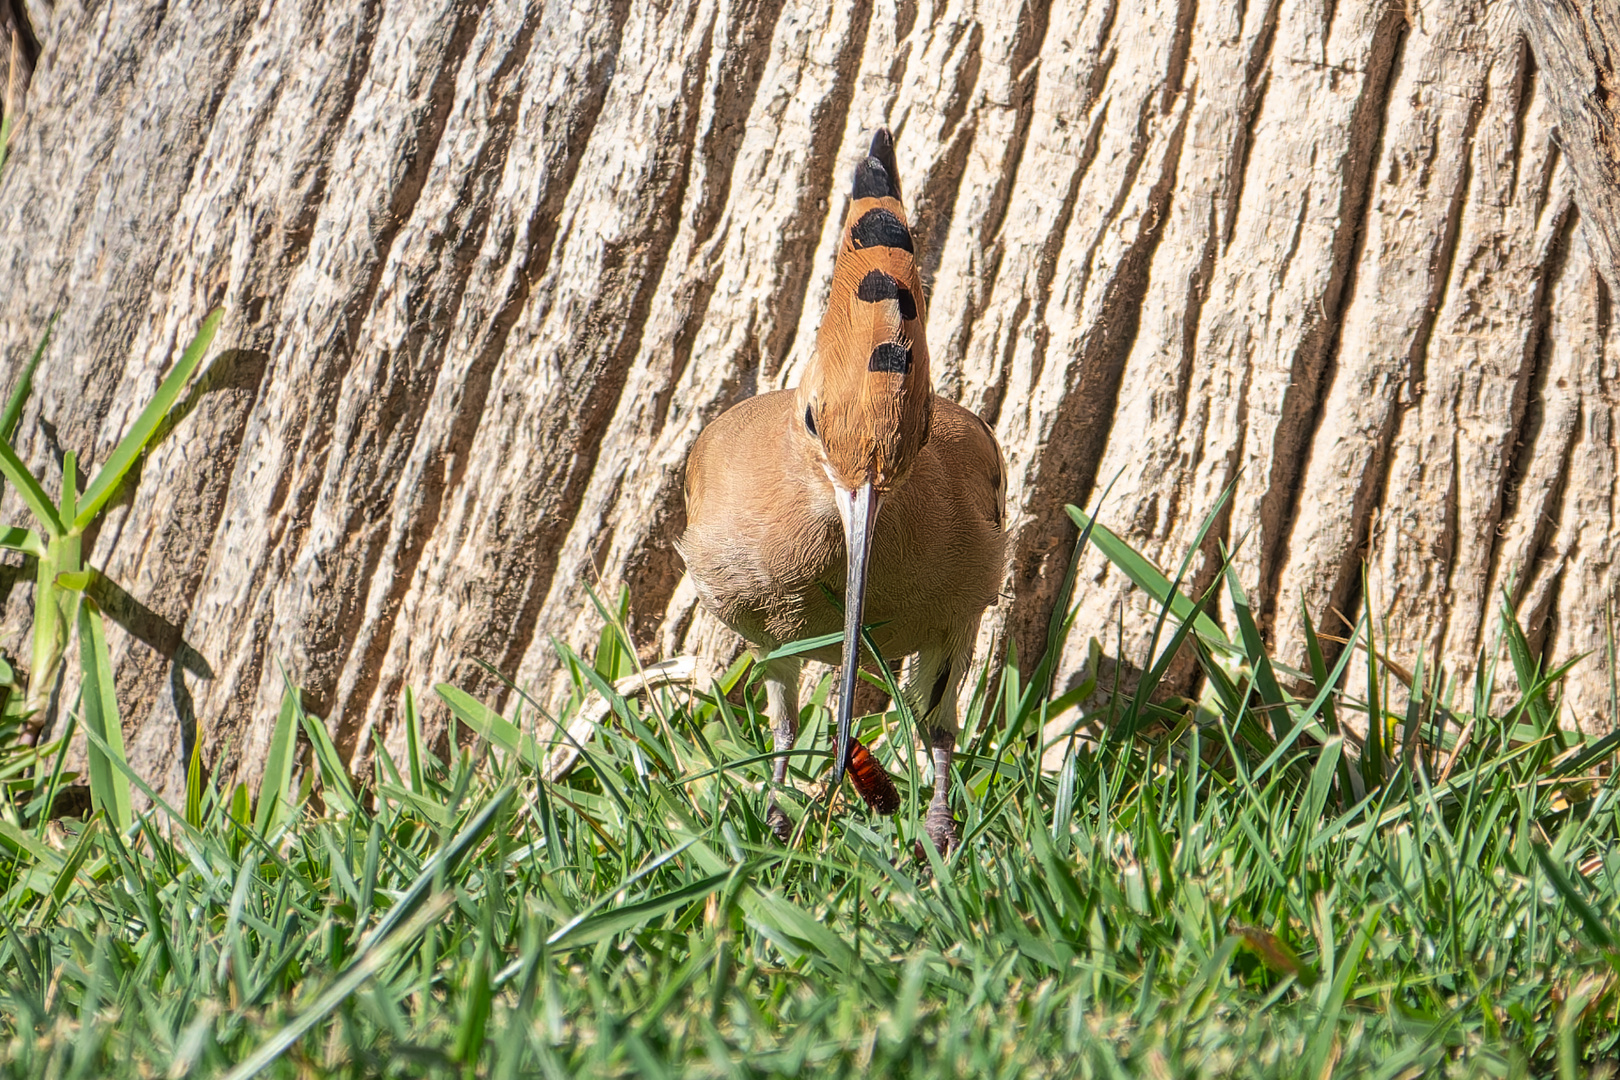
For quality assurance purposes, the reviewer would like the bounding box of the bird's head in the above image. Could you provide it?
[798,128,934,791]
[797,129,932,501]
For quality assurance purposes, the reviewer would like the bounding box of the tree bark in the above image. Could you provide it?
[1515,0,1620,291]
[0,0,1614,802]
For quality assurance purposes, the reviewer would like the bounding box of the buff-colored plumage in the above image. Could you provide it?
[803,185,932,494]
[679,130,1005,853]
[681,395,1002,654]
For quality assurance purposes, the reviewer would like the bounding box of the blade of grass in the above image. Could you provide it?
[1224,555,1289,743]
[1362,571,1385,792]
[0,108,13,183]
[1304,603,1361,804]
[550,869,735,952]
[253,684,301,836]
[184,737,204,830]
[282,669,360,818]
[0,436,63,536]
[760,630,843,662]
[1066,507,1231,652]
[438,683,544,771]
[77,599,132,831]
[355,785,514,954]
[219,892,453,1080]
[74,308,222,532]
[1532,843,1616,949]
[1,313,52,444]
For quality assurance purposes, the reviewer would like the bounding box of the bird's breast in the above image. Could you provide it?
[679,390,1005,662]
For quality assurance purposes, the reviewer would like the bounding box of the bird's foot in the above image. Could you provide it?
[765,801,794,844]
[924,801,959,856]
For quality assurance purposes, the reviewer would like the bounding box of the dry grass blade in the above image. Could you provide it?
[542,655,717,781]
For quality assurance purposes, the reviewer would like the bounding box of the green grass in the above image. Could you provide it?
[1,515,1618,1078]
[0,308,222,754]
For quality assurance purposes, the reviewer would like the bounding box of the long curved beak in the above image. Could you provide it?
[830,481,880,791]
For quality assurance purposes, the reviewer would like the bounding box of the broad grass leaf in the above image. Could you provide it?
[76,599,131,831]
[74,308,222,533]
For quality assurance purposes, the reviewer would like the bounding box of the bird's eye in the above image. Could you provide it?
[804,406,818,438]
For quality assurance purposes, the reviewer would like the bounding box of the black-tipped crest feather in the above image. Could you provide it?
[868,129,902,200]
[850,208,913,252]
[853,158,895,199]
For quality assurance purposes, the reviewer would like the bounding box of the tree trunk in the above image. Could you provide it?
[1515,0,1620,292]
[0,0,1614,802]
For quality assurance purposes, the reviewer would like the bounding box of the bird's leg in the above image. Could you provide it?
[908,635,976,856]
[924,734,957,855]
[758,653,803,843]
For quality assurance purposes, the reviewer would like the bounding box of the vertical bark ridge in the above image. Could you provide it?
[912,20,986,286]
[219,2,496,758]
[758,0,874,380]
[1515,0,1620,289]
[1004,98,1191,677]
[1255,4,1407,635]
[1332,48,1492,663]
[294,0,499,720]
[1219,0,1282,249]
[1475,194,1577,650]
[1427,63,1534,659]
[1493,203,1582,611]
[649,0,792,439]
[316,4,560,756]
[933,0,1096,412]
[346,2,631,762]
[464,7,719,721]
[982,94,1108,429]
[23,1,260,469]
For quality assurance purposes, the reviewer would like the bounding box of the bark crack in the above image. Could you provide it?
[759,0,874,378]
[1222,0,1283,250]
[1006,98,1191,676]
[482,12,717,707]
[1256,4,1408,634]
[1486,198,1579,623]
